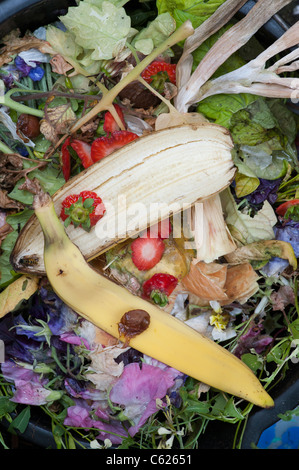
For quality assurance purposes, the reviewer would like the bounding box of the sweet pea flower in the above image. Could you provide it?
[110,362,178,437]
[64,401,127,445]
[1,360,61,405]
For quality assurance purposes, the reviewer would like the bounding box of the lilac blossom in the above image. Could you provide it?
[110,362,179,437]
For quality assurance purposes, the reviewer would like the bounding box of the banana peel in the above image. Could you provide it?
[32,190,274,408]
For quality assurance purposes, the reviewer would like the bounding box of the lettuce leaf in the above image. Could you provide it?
[46,25,83,61]
[132,12,176,55]
[157,0,227,29]
[197,93,257,129]
[60,1,133,60]
[221,188,277,245]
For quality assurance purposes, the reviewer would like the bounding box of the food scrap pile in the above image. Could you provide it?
[0,0,298,449]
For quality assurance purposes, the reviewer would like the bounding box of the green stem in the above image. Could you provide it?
[3,88,44,118]
[0,140,15,154]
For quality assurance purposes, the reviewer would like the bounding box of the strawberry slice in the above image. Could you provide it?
[131,236,165,271]
[91,130,139,163]
[61,137,71,181]
[142,273,178,306]
[71,140,93,169]
[103,104,126,134]
[141,60,176,91]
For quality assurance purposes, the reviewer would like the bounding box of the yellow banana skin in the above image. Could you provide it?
[34,192,274,409]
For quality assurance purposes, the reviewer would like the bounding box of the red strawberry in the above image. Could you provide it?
[142,273,178,307]
[91,130,139,163]
[131,236,165,271]
[141,60,176,91]
[61,137,71,181]
[70,140,93,169]
[60,190,106,232]
[103,104,126,134]
[61,138,93,180]
[146,219,172,239]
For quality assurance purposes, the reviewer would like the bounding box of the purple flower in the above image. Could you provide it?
[14,56,31,76]
[64,402,127,445]
[60,332,90,349]
[274,220,299,258]
[64,405,94,428]
[14,55,44,81]
[246,178,281,206]
[28,66,44,81]
[64,377,104,401]
[1,360,59,406]
[110,362,178,437]
[234,320,272,358]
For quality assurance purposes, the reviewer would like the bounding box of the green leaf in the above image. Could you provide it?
[0,397,17,418]
[197,94,257,128]
[8,406,31,434]
[132,12,176,55]
[60,1,133,60]
[157,0,227,29]
[46,25,83,60]
[239,143,290,181]
[221,188,277,245]
[8,162,64,205]
[241,353,263,373]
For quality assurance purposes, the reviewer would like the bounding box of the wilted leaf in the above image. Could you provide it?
[40,104,76,143]
[270,285,295,312]
[0,274,39,318]
[225,240,297,270]
[50,54,74,75]
[0,31,53,67]
[0,189,24,210]
[221,188,277,245]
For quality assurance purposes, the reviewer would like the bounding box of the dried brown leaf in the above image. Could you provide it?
[50,54,73,75]
[40,104,76,143]
[0,189,24,210]
[270,285,295,312]
[18,176,42,196]
[0,32,54,67]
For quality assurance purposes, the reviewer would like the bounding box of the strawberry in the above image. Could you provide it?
[103,104,126,134]
[91,130,139,162]
[60,190,106,232]
[141,60,176,92]
[70,140,93,169]
[61,138,93,181]
[142,273,178,307]
[131,236,165,271]
[61,137,71,181]
[146,219,172,239]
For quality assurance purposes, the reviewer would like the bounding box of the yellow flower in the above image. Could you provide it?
[210,313,229,331]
